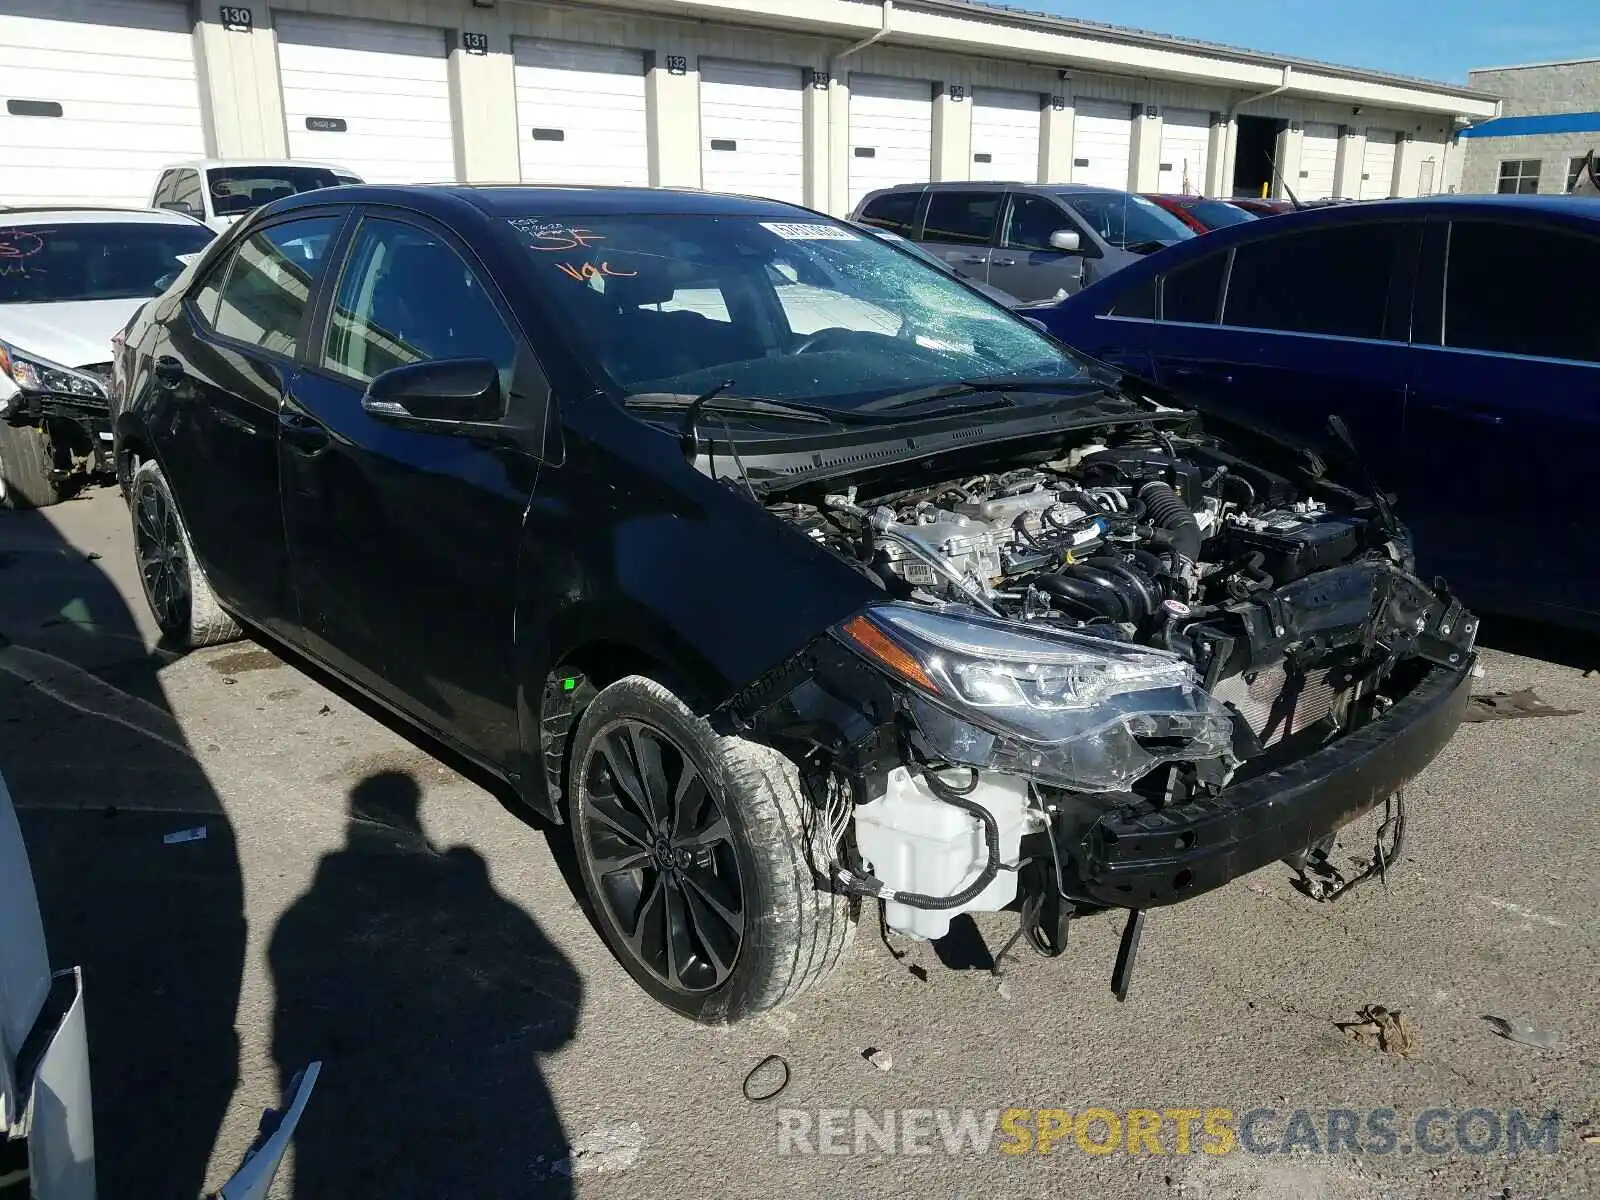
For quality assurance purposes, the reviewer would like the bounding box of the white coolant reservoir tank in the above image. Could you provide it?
[852,767,1029,941]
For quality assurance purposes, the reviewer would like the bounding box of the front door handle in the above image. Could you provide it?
[279,412,331,455]
[1426,403,1503,427]
[1170,364,1235,385]
[154,355,184,388]
[951,254,989,265]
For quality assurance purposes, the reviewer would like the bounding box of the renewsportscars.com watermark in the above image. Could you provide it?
[776,1107,1565,1158]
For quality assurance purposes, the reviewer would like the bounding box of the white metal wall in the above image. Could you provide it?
[1299,121,1340,199]
[1071,98,1134,189]
[0,0,204,205]
[969,88,1041,182]
[513,40,650,187]
[0,0,1478,212]
[1360,128,1398,199]
[847,75,934,209]
[1156,108,1209,195]
[698,59,805,203]
[274,13,456,184]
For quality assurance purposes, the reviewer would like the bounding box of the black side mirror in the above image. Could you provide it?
[362,358,504,425]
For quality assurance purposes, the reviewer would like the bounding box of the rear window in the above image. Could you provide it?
[1445,221,1600,363]
[0,221,215,304]
[922,191,1002,247]
[1223,224,1401,340]
[206,166,358,216]
[1189,200,1257,229]
[857,190,920,237]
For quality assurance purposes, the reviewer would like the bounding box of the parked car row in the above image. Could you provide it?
[1,159,361,508]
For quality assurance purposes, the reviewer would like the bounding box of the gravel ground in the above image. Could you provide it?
[1,485,1596,1199]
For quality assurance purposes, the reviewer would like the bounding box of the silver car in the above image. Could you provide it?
[851,182,1196,303]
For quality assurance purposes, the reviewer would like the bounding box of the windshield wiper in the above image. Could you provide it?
[858,374,1100,413]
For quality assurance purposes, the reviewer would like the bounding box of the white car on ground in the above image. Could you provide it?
[150,160,363,233]
[0,207,215,508]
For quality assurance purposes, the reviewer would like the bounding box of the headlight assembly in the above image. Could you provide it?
[0,340,107,400]
[835,604,1234,792]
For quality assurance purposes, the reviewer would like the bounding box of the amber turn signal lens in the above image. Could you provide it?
[840,614,938,693]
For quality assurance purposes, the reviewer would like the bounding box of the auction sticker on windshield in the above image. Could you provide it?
[760,222,858,241]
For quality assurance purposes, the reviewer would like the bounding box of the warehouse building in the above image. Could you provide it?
[1,0,1498,213]
[1459,57,1600,194]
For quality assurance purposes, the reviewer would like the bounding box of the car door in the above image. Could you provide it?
[1146,220,1418,488]
[916,188,1001,284]
[987,192,1091,303]
[154,211,346,632]
[280,210,551,768]
[1405,215,1600,625]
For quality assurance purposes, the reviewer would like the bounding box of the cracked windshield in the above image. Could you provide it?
[506,215,1089,408]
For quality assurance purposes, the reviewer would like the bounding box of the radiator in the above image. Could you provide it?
[1211,663,1343,748]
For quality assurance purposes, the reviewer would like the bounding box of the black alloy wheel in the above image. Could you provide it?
[580,717,745,994]
[133,472,191,632]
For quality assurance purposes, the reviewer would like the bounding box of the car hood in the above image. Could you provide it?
[0,299,145,368]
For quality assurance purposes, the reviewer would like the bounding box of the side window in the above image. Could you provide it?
[1223,224,1401,340]
[152,171,176,208]
[922,191,1002,246]
[1002,194,1073,251]
[1160,253,1227,324]
[858,191,919,237]
[1108,275,1157,319]
[324,218,517,387]
[210,216,341,354]
[1445,221,1600,363]
[172,170,203,218]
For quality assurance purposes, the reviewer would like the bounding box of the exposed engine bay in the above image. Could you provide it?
[739,420,1478,975]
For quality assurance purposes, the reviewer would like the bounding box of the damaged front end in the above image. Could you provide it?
[719,434,1478,996]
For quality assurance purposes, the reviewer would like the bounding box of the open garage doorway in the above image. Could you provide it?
[1232,114,1284,198]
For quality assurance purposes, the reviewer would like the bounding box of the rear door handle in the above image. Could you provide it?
[1170,364,1234,385]
[279,412,331,455]
[1426,403,1503,426]
[991,257,1017,267]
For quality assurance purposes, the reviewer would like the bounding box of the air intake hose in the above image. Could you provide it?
[1140,481,1202,561]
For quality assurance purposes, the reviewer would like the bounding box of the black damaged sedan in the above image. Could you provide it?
[110,185,1476,1022]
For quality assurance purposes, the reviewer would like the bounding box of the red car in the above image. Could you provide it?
[1226,197,1298,217]
[1141,193,1260,232]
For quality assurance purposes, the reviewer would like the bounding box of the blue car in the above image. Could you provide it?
[1032,195,1600,633]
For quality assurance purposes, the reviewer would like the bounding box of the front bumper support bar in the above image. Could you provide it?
[1066,661,1474,908]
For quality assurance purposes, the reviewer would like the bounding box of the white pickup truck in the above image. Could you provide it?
[149,160,363,233]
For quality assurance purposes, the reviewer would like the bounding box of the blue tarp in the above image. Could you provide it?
[1459,111,1600,138]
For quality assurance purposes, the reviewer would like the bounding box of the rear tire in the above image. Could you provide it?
[569,676,855,1024]
[0,421,61,509]
[128,459,242,649]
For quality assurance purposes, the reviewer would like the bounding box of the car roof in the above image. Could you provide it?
[1060,192,1600,303]
[862,181,1127,197]
[259,182,824,221]
[160,158,354,172]
[0,205,208,226]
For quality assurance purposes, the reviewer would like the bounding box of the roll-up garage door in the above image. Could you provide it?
[1299,122,1339,200]
[515,40,649,187]
[275,14,456,184]
[699,60,804,204]
[0,0,204,205]
[1157,108,1210,195]
[970,88,1041,183]
[1360,129,1398,199]
[848,75,933,211]
[1071,98,1133,191]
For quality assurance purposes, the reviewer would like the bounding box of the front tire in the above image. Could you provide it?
[128,459,241,649]
[569,676,854,1024]
[0,421,61,509]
